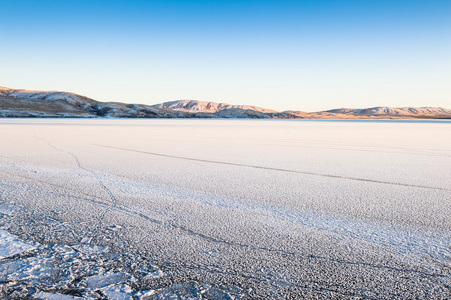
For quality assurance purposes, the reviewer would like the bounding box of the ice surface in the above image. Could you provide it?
[0,205,16,216]
[0,230,36,259]
[0,119,450,299]
[34,291,83,299]
[73,245,109,254]
[100,284,133,300]
[86,272,132,289]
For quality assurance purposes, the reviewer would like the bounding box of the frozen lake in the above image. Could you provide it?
[0,119,450,299]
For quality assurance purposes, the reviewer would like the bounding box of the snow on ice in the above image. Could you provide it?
[0,119,450,299]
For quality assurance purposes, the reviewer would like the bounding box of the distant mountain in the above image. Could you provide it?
[1,86,450,119]
[154,100,277,113]
[0,86,179,118]
[156,100,451,119]
[324,107,451,118]
[284,106,451,119]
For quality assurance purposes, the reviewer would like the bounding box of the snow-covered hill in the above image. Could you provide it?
[284,106,451,119]
[1,86,450,119]
[325,106,451,118]
[154,100,451,119]
[0,86,179,118]
[154,100,277,113]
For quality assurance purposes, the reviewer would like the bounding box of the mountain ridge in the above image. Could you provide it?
[154,100,278,113]
[1,86,450,119]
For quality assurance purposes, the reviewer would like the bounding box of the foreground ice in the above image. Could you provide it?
[0,119,450,299]
[34,291,83,300]
[86,273,132,290]
[0,230,36,259]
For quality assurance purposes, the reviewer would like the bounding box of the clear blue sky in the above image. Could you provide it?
[1,0,450,111]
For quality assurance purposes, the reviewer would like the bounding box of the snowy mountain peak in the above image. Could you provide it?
[154,100,278,113]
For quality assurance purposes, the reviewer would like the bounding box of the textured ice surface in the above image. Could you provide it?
[86,273,132,289]
[0,230,36,259]
[0,119,450,299]
[100,284,133,300]
[34,291,83,299]
[0,205,16,216]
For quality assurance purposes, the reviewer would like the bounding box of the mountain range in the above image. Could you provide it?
[1,86,450,119]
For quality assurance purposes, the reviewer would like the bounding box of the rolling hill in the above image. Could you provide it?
[1,86,450,119]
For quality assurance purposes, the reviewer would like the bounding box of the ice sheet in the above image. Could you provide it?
[0,119,450,299]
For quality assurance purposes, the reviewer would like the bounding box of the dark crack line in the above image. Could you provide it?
[35,136,118,231]
[92,144,450,191]
[253,142,451,158]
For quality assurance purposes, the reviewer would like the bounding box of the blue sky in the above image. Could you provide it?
[1,0,450,111]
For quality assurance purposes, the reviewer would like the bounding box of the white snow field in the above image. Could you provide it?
[0,119,450,299]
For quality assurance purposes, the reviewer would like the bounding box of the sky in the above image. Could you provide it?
[1,0,450,111]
